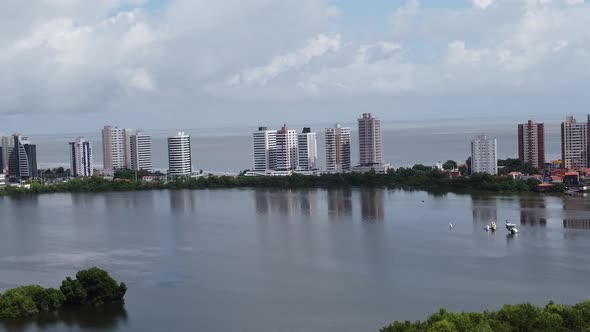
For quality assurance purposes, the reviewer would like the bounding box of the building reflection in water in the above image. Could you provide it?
[471,195,498,225]
[327,188,353,219]
[360,189,384,222]
[254,188,383,221]
[519,197,547,226]
[169,190,196,214]
[254,189,317,217]
[562,197,590,229]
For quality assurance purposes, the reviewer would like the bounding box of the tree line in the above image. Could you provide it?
[381,300,590,332]
[0,267,126,319]
[0,166,562,196]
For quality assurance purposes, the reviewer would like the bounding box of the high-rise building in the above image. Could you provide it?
[101,125,131,171]
[325,124,351,172]
[358,113,383,166]
[69,137,93,177]
[561,115,588,170]
[253,127,277,171]
[130,131,153,171]
[517,120,545,170]
[471,135,497,175]
[8,135,38,180]
[1,136,14,173]
[587,114,590,168]
[168,132,192,177]
[275,125,298,171]
[297,127,318,171]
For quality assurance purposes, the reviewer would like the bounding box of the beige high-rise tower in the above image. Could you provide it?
[101,125,131,172]
[358,113,383,166]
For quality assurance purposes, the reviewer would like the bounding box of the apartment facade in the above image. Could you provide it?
[253,127,277,171]
[471,135,497,175]
[101,125,131,171]
[517,120,545,170]
[168,132,192,177]
[69,137,93,177]
[1,136,14,173]
[297,127,318,171]
[561,115,588,170]
[275,125,298,171]
[358,113,383,166]
[325,124,351,172]
[130,131,153,171]
[8,135,38,180]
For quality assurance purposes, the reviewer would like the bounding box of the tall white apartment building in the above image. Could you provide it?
[561,115,588,170]
[253,127,277,171]
[1,135,14,173]
[69,137,93,177]
[325,124,351,172]
[130,131,153,171]
[275,125,298,171]
[101,125,131,171]
[358,113,383,166]
[168,132,192,177]
[297,127,318,171]
[471,135,497,175]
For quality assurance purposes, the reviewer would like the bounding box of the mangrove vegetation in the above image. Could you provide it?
[0,267,126,320]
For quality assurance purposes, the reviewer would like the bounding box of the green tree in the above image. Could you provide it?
[0,288,40,319]
[60,277,87,305]
[428,320,457,332]
[443,160,458,170]
[74,267,127,305]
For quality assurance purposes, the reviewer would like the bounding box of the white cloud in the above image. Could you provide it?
[2,0,590,129]
[473,0,494,9]
[124,68,156,92]
[228,33,341,86]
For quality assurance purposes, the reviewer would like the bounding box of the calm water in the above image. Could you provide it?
[30,120,563,171]
[1,189,590,331]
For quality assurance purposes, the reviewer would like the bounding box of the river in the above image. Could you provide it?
[1,189,590,331]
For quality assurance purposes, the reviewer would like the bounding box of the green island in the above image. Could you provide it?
[381,300,590,332]
[0,267,126,319]
[0,166,564,196]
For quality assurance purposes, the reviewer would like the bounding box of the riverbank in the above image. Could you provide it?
[381,299,590,331]
[0,168,560,196]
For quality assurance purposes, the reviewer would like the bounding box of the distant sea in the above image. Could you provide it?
[30,119,563,172]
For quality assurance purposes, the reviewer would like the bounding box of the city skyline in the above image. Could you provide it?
[6,113,590,175]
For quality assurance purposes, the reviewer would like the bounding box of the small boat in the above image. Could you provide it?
[505,219,519,234]
[490,222,497,231]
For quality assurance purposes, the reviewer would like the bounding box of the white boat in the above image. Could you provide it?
[505,219,519,234]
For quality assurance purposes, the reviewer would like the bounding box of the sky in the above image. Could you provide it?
[1,0,590,134]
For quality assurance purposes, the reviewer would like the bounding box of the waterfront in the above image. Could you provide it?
[1,189,590,331]
[30,119,563,171]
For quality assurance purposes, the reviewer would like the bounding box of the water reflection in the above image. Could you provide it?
[254,189,318,217]
[563,197,590,229]
[360,189,384,222]
[327,188,353,219]
[253,188,384,221]
[471,195,497,225]
[519,197,547,226]
[169,190,196,214]
[0,304,127,331]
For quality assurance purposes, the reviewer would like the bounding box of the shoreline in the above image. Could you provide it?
[0,170,565,197]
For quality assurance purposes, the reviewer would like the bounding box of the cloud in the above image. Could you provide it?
[228,33,341,86]
[2,0,590,130]
[473,0,494,9]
